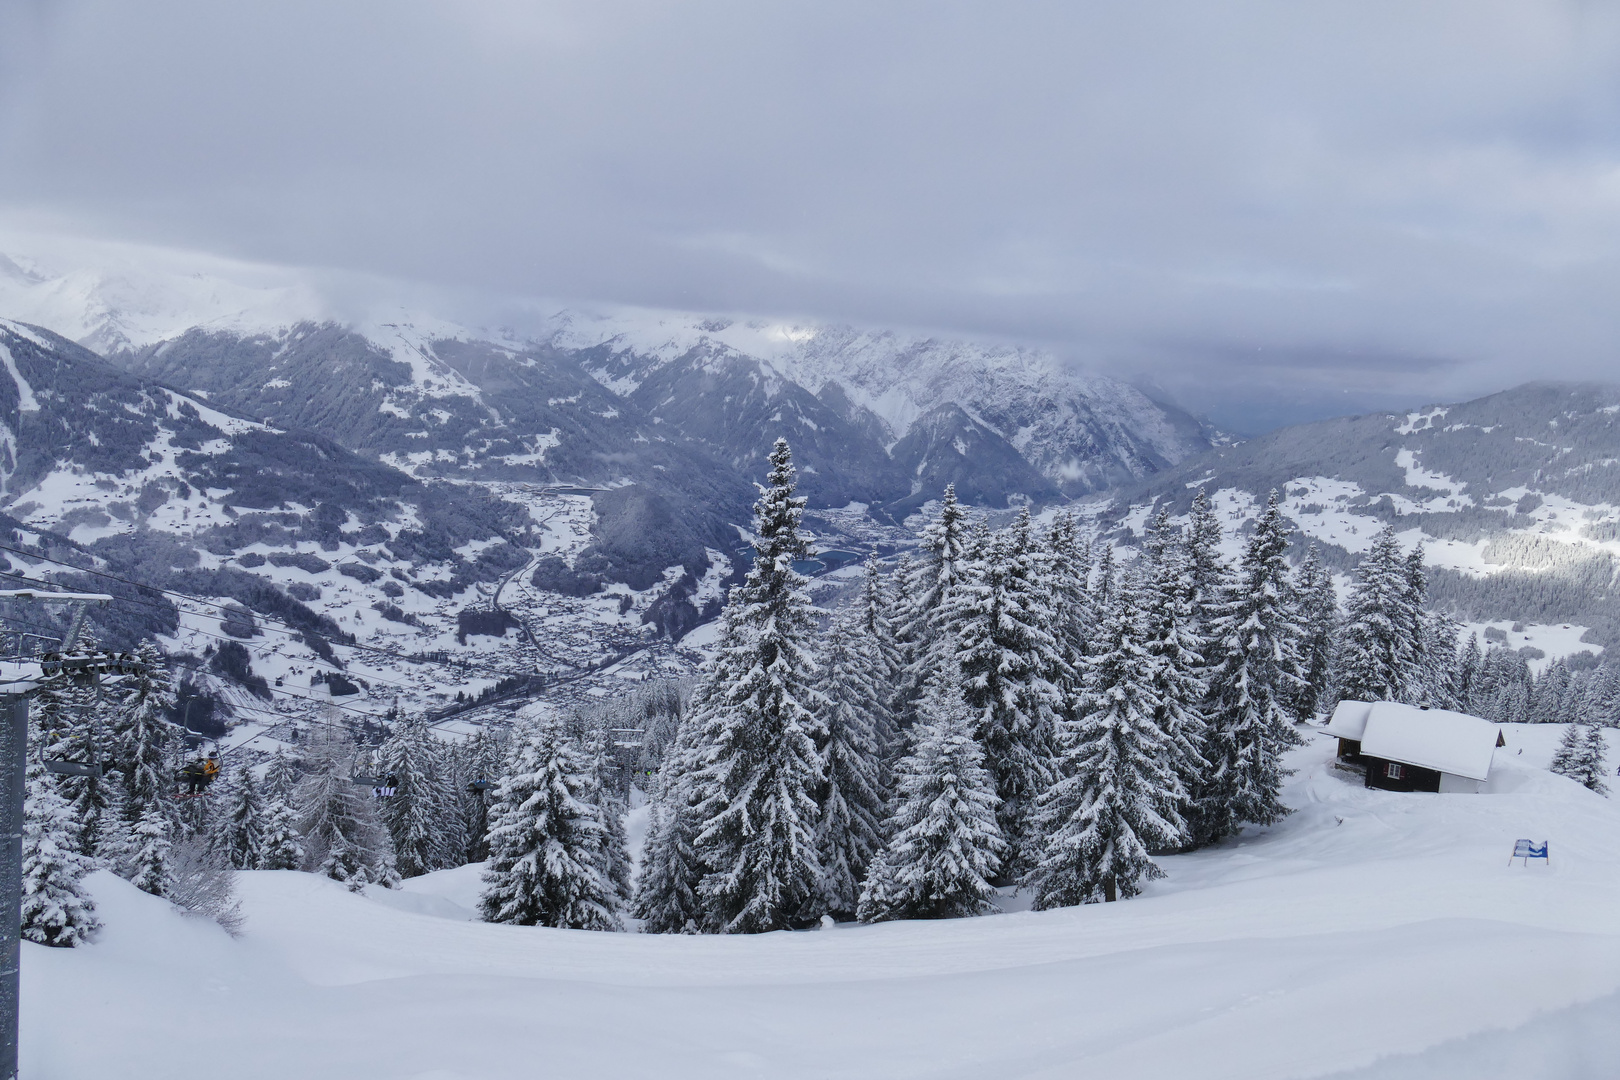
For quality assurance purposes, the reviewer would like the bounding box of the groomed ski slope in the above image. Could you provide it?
[24,728,1620,1080]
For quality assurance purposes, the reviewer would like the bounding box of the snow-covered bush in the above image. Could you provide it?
[166,837,244,936]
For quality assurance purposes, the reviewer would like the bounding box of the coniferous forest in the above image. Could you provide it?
[20,437,1620,943]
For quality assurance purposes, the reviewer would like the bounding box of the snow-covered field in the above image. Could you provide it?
[24,730,1620,1080]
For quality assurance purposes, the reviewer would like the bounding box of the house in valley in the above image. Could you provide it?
[1323,700,1503,794]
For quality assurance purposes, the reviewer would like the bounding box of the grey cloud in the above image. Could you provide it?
[3,0,1620,431]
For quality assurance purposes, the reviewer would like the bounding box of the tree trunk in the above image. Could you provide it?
[1103,875,1117,903]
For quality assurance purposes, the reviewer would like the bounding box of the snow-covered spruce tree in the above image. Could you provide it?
[378,716,454,878]
[813,602,889,919]
[1041,510,1095,680]
[1029,575,1185,907]
[1194,492,1306,846]
[1292,545,1338,721]
[944,507,1062,871]
[1455,634,1484,715]
[262,747,300,803]
[634,686,710,934]
[255,748,305,871]
[895,484,971,724]
[1183,489,1228,629]
[213,766,266,870]
[296,727,397,891]
[1419,610,1462,710]
[480,716,622,930]
[1535,660,1574,723]
[1092,544,1118,611]
[857,552,904,760]
[1333,525,1419,704]
[585,726,634,911]
[95,784,135,877]
[258,795,304,871]
[35,659,114,857]
[1551,724,1610,795]
[128,802,173,895]
[688,439,828,933]
[112,640,177,824]
[1136,510,1208,830]
[858,657,1004,922]
[21,764,100,947]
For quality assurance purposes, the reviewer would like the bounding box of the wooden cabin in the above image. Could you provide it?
[1322,700,1501,794]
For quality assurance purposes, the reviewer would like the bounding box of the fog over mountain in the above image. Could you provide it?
[6,3,1620,430]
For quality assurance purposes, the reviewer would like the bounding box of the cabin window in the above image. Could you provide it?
[1385,763,1404,780]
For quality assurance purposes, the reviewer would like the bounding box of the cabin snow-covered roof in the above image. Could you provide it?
[1355,702,1499,781]
[1323,699,1375,741]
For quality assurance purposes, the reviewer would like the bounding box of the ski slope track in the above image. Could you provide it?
[24,734,1620,1080]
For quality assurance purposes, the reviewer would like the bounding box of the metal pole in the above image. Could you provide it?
[0,694,26,1080]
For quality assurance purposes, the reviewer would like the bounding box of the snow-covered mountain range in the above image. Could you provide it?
[4,237,1618,729]
[0,240,1214,729]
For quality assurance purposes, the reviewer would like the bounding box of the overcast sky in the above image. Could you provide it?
[3,1,1619,431]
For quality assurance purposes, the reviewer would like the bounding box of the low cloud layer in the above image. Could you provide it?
[3,1,1618,430]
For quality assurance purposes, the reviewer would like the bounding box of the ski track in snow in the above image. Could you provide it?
[24,733,1620,1080]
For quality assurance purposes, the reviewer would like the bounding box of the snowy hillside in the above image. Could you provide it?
[1099,385,1620,655]
[25,732,1620,1079]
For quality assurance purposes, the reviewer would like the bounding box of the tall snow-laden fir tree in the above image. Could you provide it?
[129,802,172,895]
[901,484,970,644]
[1194,492,1306,845]
[895,484,971,724]
[213,766,266,870]
[1092,544,1117,611]
[634,688,710,934]
[1293,545,1338,721]
[259,795,304,871]
[296,727,397,891]
[21,764,100,947]
[112,640,177,823]
[1184,489,1228,630]
[1181,489,1229,683]
[1029,578,1185,907]
[1551,724,1610,795]
[813,602,889,919]
[1137,510,1208,829]
[95,784,135,877]
[1333,525,1419,705]
[450,728,505,864]
[688,439,828,933]
[480,716,622,931]
[857,552,904,759]
[585,726,634,911]
[944,507,1062,870]
[256,748,305,871]
[1041,510,1094,682]
[858,657,1004,923]
[34,653,113,857]
[378,717,455,878]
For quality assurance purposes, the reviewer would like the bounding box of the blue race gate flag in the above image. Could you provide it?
[1511,839,1549,865]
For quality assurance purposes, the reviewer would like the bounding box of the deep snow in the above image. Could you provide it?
[23,730,1620,1079]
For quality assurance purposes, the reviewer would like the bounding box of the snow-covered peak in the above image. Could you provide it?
[0,239,331,353]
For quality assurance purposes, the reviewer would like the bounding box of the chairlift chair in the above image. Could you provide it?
[176,750,221,798]
[351,772,398,797]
